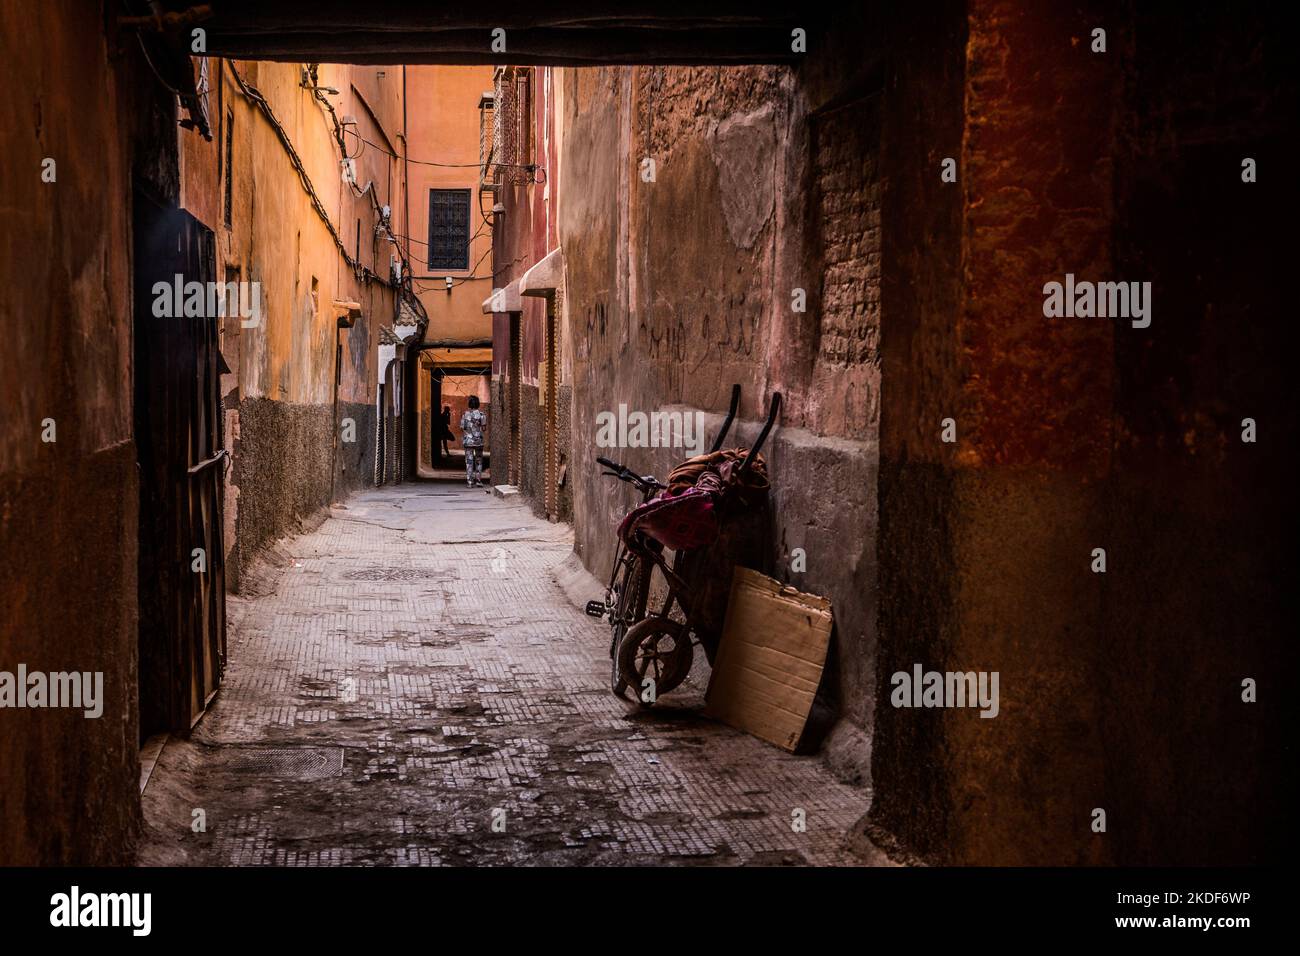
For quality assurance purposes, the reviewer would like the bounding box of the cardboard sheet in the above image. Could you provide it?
[704,567,834,752]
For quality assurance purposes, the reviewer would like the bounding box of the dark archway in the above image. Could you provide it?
[196,1,816,65]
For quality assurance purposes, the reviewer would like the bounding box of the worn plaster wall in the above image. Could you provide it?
[407,66,495,345]
[561,39,882,752]
[488,66,567,518]
[207,60,400,581]
[869,0,1293,865]
[0,0,177,864]
[872,0,1112,866]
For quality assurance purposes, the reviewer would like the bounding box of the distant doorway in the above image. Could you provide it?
[415,356,492,482]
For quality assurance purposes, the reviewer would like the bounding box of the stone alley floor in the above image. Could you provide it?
[138,485,870,866]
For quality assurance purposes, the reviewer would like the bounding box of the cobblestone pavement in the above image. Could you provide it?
[139,486,870,866]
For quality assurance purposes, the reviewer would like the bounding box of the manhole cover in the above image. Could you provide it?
[343,567,445,581]
[222,747,344,780]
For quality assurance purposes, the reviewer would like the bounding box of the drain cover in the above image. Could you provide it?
[343,567,445,581]
[223,747,344,780]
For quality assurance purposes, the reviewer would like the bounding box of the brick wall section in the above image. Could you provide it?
[808,98,882,437]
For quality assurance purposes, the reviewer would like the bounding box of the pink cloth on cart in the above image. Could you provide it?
[617,486,720,552]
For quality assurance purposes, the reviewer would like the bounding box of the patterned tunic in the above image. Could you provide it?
[459,408,486,447]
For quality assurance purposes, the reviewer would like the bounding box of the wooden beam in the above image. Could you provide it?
[188,0,827,65]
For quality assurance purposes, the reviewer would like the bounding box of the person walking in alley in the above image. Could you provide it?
[440,404,455,459]
[460,395,487,487]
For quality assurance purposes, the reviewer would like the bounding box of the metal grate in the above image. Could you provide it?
[343,566,447,581]
[222,747,344,780]
[478,90,495,192]
[493,69,513,186]
[427,189,471,270]
[492,67,532,187]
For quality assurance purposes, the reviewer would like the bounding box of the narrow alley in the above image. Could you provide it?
[138,486,868,866]
[4,1,1290,906]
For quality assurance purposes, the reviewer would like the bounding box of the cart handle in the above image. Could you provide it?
[709,384,742,454]
[739,391,781,475]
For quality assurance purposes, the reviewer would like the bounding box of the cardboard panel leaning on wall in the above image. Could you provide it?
[706,569,834,753]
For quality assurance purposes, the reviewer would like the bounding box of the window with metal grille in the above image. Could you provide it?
[491,67,533,188]
[427,189,471,270]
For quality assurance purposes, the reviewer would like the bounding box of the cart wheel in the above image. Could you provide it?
[609,552,650,701]
[617,617,693,706]
[611,627,630,700]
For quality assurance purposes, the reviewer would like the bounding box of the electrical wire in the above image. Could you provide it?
[294,67,535,298]
[303,72,425,306]
[226,60,392,289]
[412,247,531,292]
[428,367,492,377]
[128,7,210,139]
[393,219,487,252]
[346,121,520,281]
[348,129,540,173]
[134,33,184,96]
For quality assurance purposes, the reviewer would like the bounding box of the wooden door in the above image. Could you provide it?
[134,190,227,739]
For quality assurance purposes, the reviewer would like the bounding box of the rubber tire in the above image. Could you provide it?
[610,557,645,700]
[617,616,693,706]
[611,625,629,699]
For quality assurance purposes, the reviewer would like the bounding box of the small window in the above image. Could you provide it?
[195,57,212,137]
[427,189,471,271]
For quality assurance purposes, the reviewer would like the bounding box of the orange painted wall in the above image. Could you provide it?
[405,66,495,345]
